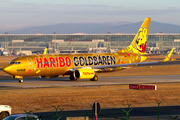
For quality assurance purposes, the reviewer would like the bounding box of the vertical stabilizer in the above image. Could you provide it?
[163,47,175,62]
[118,17,151,54]
[43,47,47,54]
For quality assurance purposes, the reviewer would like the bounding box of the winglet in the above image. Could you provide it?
[163,47,175,62]
[43,47,47,54]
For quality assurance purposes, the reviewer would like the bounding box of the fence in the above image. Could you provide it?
[20,101,178,120]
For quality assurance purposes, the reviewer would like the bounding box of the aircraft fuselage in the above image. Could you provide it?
[3,52,141,77]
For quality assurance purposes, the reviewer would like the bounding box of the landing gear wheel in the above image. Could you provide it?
[90,75,98,81]
[19,79,23,83]
[70,75,77,81]
[0,112,9,119]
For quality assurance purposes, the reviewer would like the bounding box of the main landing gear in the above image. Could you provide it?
[19,79,23,83]
[12,76,23,83]
[90,74,98,81]
[70,75,77,81]
[69,74,98,81]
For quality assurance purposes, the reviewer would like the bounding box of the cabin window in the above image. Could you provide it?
[10,61,21,64]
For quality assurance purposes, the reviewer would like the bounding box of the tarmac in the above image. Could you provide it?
[0,74,180,89]
[1,74,180,119]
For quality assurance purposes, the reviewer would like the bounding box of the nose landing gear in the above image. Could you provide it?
[12,76,24,83]
[19,79,23,83]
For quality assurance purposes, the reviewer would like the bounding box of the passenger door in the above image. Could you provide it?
[26,57,33,69]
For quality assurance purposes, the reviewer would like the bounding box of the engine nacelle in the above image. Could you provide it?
[74,68,95,79]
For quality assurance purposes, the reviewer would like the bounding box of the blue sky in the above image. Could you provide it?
[0,0,180,31]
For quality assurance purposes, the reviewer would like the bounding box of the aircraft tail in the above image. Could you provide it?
[163,47,175,62]
[43,47,47,54]
[118,17,151,54]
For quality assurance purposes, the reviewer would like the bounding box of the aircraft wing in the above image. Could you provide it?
[139,48,175,57]
[68,48,178,73]
[92,61,159,69]
[68,61,163,72]
[68,60,180,73]
[92,60,180,70]
[140,54,166,56]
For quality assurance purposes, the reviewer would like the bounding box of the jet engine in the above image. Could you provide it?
[73,68,95,79]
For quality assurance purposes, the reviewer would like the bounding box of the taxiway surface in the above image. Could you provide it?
[0,74,180,89]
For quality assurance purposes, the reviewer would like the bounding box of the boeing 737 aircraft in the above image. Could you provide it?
[3,17,169,83]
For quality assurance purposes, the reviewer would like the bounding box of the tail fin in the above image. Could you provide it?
[43,47,47,54]
[118,17,151,54]
[163,47,175,62]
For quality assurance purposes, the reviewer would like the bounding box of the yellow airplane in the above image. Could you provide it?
[3,17,167,83]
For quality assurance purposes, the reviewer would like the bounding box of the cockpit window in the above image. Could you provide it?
[10,61,21,64]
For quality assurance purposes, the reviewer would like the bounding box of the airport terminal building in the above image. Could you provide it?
[0,33,180,53]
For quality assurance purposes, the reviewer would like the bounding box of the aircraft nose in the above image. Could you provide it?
[3,65,13,74]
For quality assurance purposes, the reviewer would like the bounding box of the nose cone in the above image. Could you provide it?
[3,65,13,75]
